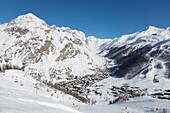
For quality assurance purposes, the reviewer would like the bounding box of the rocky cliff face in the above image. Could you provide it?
[0,13,106,82]
[100,26,170,79]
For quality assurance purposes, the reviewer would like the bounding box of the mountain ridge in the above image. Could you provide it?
[100,24,170,79]
[0,13,170,81]
[1,13,170,113]
[0,13,107,83]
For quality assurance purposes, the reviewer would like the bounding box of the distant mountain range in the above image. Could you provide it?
[0,13,170,81]
[100,25,170,79]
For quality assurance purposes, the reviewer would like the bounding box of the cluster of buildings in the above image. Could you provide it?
[151,89,170,100]
[110,84,146,102]
[55,73,109,102]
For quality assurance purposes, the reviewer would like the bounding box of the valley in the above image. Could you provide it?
[0,13,170,113]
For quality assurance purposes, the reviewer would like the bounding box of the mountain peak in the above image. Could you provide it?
[8,13,47,29]
[147,25,159,30]
[19,13,39,19]
[147,25,157,29]
[13,13,45,23]
[142,25,162,32]
[137,26,163,35]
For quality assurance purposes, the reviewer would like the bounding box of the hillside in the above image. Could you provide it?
[0,13,107,82]
[100,26,170,79]
[0,13,170,113]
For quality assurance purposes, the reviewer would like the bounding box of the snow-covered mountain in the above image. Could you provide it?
[100,26,170,79]
[0,13,107,82]
[1,13,170,113]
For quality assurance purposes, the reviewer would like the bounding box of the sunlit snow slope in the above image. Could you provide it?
[0,13,107,82]
[0,70,83,113]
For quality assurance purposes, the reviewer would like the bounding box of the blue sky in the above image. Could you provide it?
[0,0,170,38]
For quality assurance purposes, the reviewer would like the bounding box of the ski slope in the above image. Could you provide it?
[1,70,170,113]
[0,70,82,113]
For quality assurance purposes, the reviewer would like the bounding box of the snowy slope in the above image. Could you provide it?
[0,70,83,113]
[1,13,170,113]
[2,70,170,113]
[100,26,170,78]
[0,13,107,82]
[101,26,170,48]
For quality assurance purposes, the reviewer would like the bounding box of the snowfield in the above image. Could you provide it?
[1,70,170,113]
[0,70,82,113]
